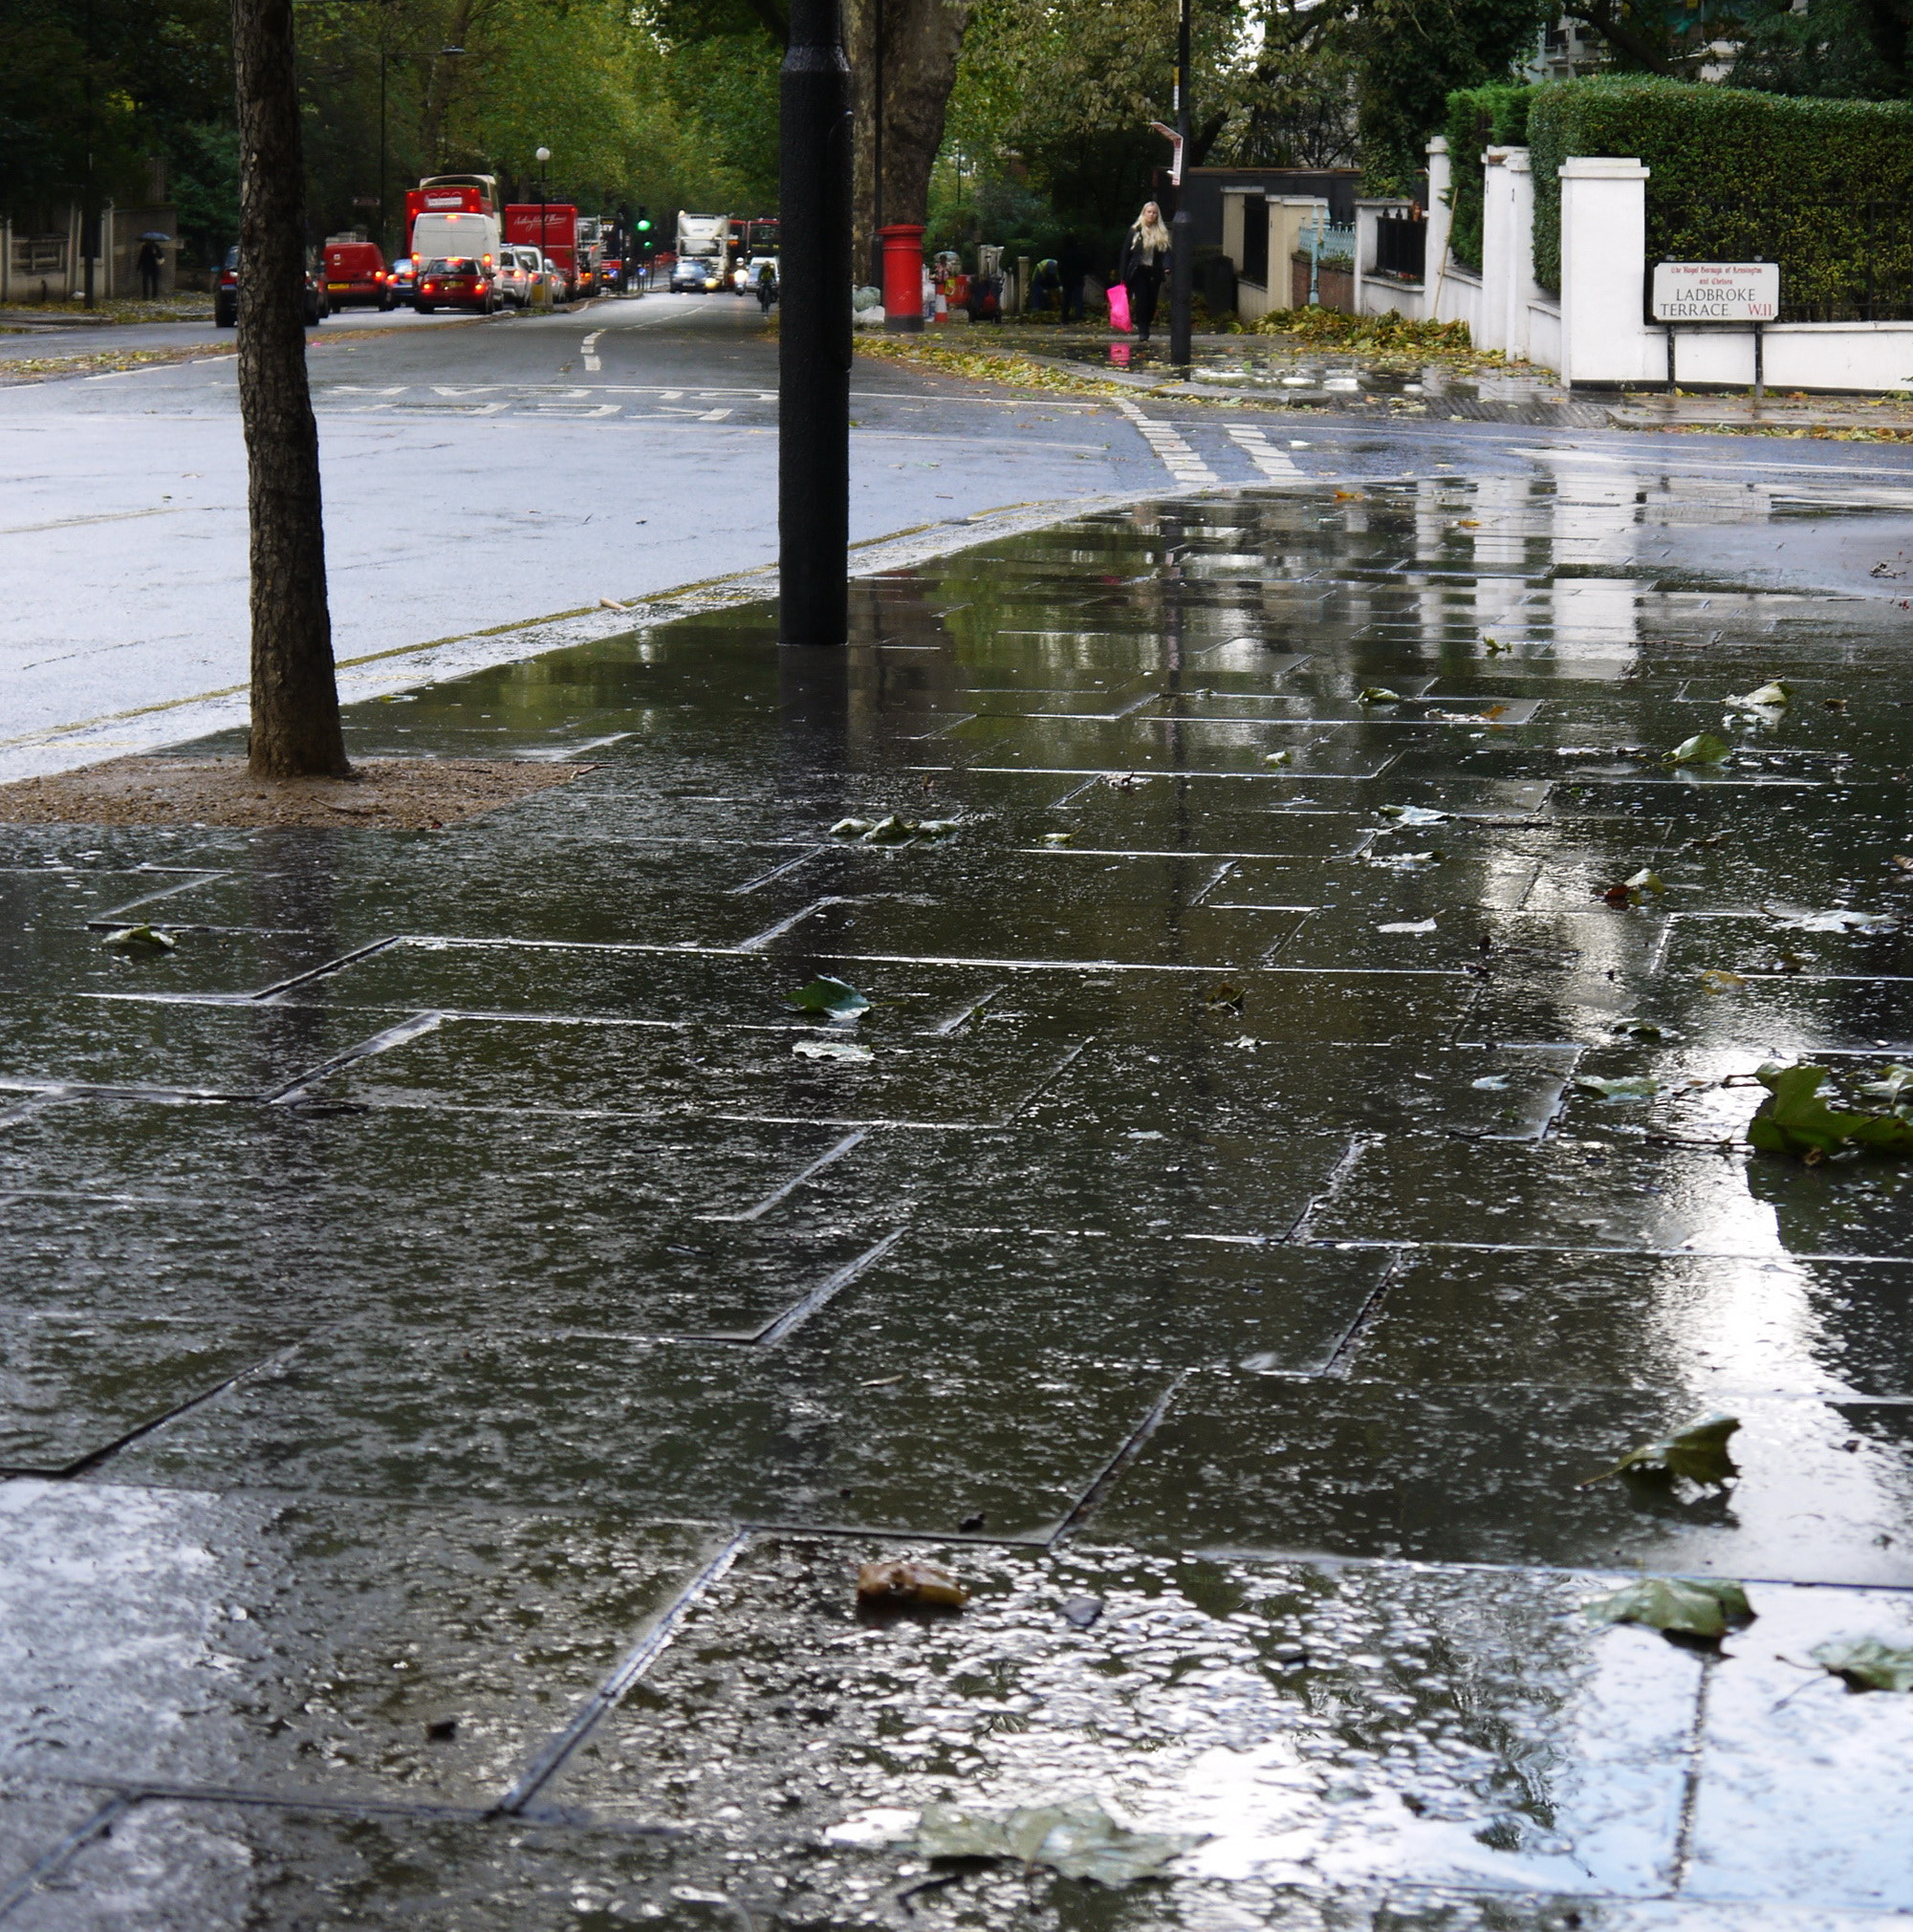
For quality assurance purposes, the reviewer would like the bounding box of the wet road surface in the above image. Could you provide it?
[2,472,1913,1923]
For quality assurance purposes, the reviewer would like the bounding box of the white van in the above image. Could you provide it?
[411,211,501,273]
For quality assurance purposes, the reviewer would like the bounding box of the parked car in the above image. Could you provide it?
[321,237,394,310]
[415,256,498,315]
[491,248,533,307]
[214,245,331,327]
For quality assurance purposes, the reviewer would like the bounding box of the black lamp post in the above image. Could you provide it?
[1168,0,1193,367]
[778,0,852,646]
[535,144,551,289]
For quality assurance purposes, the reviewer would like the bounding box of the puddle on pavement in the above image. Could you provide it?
[3,468,1912,1921]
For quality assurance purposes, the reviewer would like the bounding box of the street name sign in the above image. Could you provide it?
[1652,262,1779,323]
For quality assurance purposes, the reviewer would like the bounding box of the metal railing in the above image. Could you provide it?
[1372,208,1426,282]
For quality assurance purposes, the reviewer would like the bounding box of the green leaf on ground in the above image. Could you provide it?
[100,924,176,952]
[1728,681,1792,710]
[1359,687,1403,706]
[1584,1414,1740,1487]
[1262,749,1293,766]
[1041,830,1076,845]
[1378,805,1450,826]
[786,976,871,1017]
[1576,1075,1662,1102]
[829,814,960,845]
[793,1037,873,1062]
[1857,1065,1913,1111]
[1612,1018,1677,1040]
[1811,1637,1913,1692]
[1747,1062,1913,1161]
[918,1799,1201,1885]
[1584,1575,1753,1640]
[1625,868,1665,895]
[1668,732,1731,766]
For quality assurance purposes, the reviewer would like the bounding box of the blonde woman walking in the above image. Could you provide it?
[1119,201,1172,343]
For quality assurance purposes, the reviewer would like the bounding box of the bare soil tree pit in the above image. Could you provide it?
[0,757,585,831]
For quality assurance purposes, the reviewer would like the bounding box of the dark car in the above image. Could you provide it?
[214,245,331,328]
[415,256,498,315]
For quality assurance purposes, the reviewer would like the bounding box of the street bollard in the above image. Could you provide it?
[778,0,853,647]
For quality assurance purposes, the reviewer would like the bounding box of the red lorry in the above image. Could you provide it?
[505,204,579,296]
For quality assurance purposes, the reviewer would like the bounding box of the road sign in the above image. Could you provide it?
[1652,262,1779,323]
[352,196,378,208]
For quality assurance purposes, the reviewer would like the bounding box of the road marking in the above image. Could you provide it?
[1227,423,1303,479]
[1113,398,1216,485]
[581,328,602,370]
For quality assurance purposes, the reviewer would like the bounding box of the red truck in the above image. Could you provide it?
[506,204,578,296]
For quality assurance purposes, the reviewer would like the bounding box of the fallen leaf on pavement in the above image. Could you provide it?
[1668,732,1731,766]
[786,975,871,1017]
[1576,1075,1661,1101]
[793,1037,873,1061]
[1726,681,1791,710]
[1824,696,1849,711]
[1584,1414,1740,1487]
[1699,969,1746,992]
[1378,805,1450,826]
[1584,1575,1754,1640]
[1811,1636,1913,1692]
[857,1558,968,1608]
[917,1799,1200,1884]
[1612,1017,1677,1040]
[1359,687,1403,705]
[1377,918,1437,933]
[100,924,176,952]
[1262,749,1293,766]
[1747,1061,1913,1161]
[829,814,960,844]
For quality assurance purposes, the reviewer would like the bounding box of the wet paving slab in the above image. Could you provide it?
[2,469,1913,1922]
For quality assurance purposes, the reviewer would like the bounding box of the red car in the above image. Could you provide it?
[322,238,396,310]
[415,256,498,314]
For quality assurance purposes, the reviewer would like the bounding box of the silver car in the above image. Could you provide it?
[492,248,533,307]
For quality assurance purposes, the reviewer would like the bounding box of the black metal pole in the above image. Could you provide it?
[779,0,852,647]
[1168,0,1192,366]
[870,0,884,287]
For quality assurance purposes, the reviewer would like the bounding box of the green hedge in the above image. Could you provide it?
[1528,77,1913,310]
[1443,84,1534,275]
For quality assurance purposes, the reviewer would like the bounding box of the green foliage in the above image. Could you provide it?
[1747,1061,1913,1161]
[1530,77,1913,310]
[1730,0,1899,97]
[1352,0,1552,195]
[1443,82,1533,273]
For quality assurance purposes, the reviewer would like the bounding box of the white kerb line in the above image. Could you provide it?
[581,328,602,371]
[1113,397,1217,486]
[1227,423,1302,479]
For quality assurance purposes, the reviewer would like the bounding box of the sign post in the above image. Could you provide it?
[1651,262,1780,401]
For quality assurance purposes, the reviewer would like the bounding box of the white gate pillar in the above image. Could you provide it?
[1558,156,1660,386]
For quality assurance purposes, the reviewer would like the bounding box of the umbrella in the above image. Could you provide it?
[138,230,171,243]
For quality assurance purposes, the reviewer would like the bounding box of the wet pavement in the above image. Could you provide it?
[3,467,1913,1925]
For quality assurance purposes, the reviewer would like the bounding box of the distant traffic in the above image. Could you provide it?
[214,175,780,327]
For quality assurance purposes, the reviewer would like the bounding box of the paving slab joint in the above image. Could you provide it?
[494,1530,751,1816]
[0,1795,131,1922]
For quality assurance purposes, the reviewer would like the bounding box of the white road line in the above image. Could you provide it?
[581,328,602,371]
[1227,424,1303,479]
[1113,398,1217,485]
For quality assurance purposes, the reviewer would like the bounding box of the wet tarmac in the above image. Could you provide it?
[2,469,1912,1925]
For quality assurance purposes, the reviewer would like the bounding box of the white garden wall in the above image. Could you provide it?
[1350,135,1913,393]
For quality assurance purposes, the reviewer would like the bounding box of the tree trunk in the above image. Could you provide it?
[845,0,969,283]
[231,0,348,779]
[420,0,477,172]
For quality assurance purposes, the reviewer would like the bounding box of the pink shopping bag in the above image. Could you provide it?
[1107,282,1133,333]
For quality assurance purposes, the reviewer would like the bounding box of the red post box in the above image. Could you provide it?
[880,223,925,333]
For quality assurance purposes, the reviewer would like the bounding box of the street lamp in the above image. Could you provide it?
[535,145,551,285]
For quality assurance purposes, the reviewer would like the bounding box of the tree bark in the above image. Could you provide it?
[845,0,969,282]
[231,0,348,779]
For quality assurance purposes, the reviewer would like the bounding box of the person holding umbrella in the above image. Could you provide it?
[136,233,166,299]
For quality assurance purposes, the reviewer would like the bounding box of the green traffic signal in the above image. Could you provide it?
[636,218,652,231]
